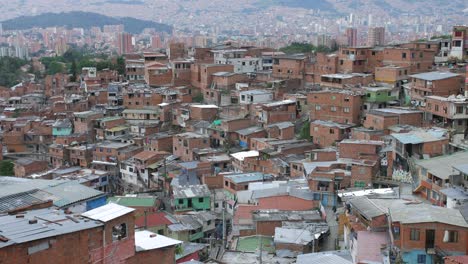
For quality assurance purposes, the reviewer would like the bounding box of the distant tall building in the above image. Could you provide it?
[346,28,357,47]
[367,27,385,47]
[368,14,373,27]
[151,35,162,49]
[55,36,68,56]
[118,32,133,55]
[315,34,334,48]
[0,23,3,35]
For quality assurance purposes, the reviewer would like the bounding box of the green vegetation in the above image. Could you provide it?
[40,47,126,78]
[0,57,28,87]
[2,11,172,34]
[192,93,204,103]
[299,121,311,141]
[430,35,451,40]
[0,160,14,176]
[280,42,336,54]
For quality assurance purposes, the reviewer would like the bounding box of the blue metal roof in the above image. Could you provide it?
[224,172,273,184]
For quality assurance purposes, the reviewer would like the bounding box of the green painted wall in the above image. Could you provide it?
[365,90,396,103]
[175,196,211,211]
[53,127,73,136]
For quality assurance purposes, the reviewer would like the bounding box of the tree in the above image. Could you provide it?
[70,60,78,82]
[0,57,28,87]
[115,57,125,75]
[192,93,204,103]
[0,160,14,176]
[299,121,311,141]
[47,61,65,75]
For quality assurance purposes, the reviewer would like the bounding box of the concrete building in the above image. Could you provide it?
[345,28,358,47]
[118,32,133,55]
[409,71,462,105]
[450,26,468,61]
[367,27,385,47]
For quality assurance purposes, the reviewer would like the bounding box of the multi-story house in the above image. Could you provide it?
[173,132,210,162]
[308,90,364,125]
[423,95,468,134]
[409,71,462,105]
[449,26,468,61]
[172,184,211,213]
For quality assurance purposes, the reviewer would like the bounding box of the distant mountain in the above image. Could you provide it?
[258,0,466,15]
[255,0,335,12]
[1,11,172,34]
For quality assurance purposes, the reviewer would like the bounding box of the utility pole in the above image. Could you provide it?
[259,235,263,264]
[222,199,226,249]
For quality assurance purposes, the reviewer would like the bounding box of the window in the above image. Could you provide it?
[315,105,321,110]
[198,197,204,203]
[329,129,335,134]
[112,223,127,241]
[447,231,458,243]
[402,53,407,59]
[225,180,229,186]
[393,226,400,240]
[343,107,350,113]
[456,106,463,114]
[330,106,337,112]
[410,229,420,241]
[354,181,365,187]
[178,199,184,204]
[417,254,426,264]
[344,97,350,102]
[435,105,439,111]
[331,96,336,100]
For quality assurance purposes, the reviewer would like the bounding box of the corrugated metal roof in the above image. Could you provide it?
[41,181,105,207]
[409,71,459,81]
[296,251,353,264]
[0,178,105,209]
[348,196,386,219]
[0,208,103,249]
[371,198,468,227]
[134,230,182,252]
[108,196,157,207]
[224,172,273,184]
[82,203,134,222]
[0,192,45,213]
[172,184,210,199]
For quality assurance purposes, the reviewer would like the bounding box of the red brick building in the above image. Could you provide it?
[310,120,352,148]
[308,90,364,125]
[409,71,462,104]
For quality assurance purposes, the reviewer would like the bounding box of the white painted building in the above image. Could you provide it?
[239,89,273,104]
[212,49,262,73]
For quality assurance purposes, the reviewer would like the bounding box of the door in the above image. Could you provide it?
[188,199,193,208]
[426,229,435,249]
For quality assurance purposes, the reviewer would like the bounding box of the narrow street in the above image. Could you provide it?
[322,207,339,251]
